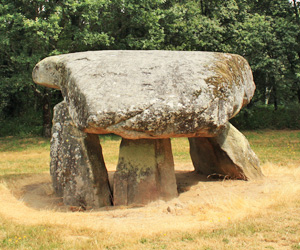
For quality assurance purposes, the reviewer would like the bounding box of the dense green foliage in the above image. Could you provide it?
[0,0,299,136]
[231,104,300,129]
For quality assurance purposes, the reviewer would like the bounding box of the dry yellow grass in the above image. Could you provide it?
[0,133,300,249]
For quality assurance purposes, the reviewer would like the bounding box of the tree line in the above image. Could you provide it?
[0,0,299,136]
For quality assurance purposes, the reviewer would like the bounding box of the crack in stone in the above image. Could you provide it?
[104,103,155,130]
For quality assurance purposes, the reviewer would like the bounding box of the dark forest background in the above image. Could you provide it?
[1,0,300,137]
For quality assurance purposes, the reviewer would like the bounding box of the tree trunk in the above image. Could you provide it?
[265,86,272,105]
[273,84,278,111]
[293,0,300,59]
[42,89,52,138]
[200,0,205,15]
[293,0,300,104]
[293,0,299,23]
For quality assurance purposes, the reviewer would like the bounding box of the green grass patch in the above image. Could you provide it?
[243,130,300,165]
[0,217,63,250]
[0,157,49,176]
[0,136,50,152]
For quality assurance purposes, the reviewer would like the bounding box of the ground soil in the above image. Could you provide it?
[1,163,296,235]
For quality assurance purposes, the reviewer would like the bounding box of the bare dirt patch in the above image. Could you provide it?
[1,163,299,236]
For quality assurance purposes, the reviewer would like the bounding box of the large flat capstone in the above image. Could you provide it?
[33,50,256,139]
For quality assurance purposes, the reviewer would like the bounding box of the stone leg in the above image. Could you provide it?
[51,101,112,208]
[113,138,178,206]
[189,122,263,180]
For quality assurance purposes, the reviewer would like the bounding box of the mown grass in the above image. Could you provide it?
[243,130,300,165]
[1,206,300,250]
[0,222,63,250]
[0,130,300,249]
[0,136,50,152]
[1,130,299,169]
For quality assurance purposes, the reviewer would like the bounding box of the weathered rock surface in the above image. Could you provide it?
[113,138,178,206]
[35,50,262,208]
[51,101,112,207]
[33,50,256,139]
[189,122,263,180]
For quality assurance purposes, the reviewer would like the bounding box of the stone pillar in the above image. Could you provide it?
[189,122,263,180]
[113,138,178,206]
[51,101,112,208]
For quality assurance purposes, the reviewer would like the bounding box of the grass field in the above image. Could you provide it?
[0,130,300,250]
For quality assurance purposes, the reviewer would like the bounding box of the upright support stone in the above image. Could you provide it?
[113,138,178,206]
[189,122,263,180]
[51,101,112,208]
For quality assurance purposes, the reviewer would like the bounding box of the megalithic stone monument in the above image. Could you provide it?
[32,50,263,208]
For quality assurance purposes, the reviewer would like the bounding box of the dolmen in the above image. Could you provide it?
[32,50,263,208]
